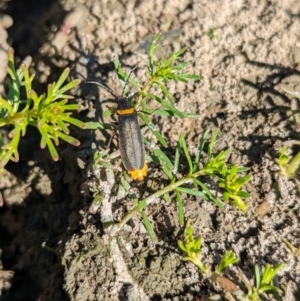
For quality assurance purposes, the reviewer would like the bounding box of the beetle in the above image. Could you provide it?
[86,81,147,181]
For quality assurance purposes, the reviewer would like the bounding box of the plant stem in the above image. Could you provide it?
[0,109,40,127]
[110,163,213,235]
[114,175,194,231]
[135,77,156,110]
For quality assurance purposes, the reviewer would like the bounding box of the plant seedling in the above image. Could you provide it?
[238,263,283,301]
[177,222,284,300]
[178,221,239,293]
[276,83,300,191]
[178,220,209,274]
[0,48,85,176]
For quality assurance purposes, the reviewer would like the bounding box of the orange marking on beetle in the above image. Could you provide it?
[117,108,135,115]
[128,163,147,181]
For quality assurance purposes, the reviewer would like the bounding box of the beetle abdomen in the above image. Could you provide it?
[118,113,144,169]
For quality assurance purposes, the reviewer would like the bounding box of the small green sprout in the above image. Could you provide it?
[218,165,250,212]
[216,250,239,274]
[239,263,283,301]
[277,145,300,180]
[0,48,85,176]
[178,221,239,294]
[277,146,290,171]
[206,28,222,40]
[276,83,300,190]
[92,148,113,170]
[201,132,251,212]
[178,220,209,274]
[178,221,239,276]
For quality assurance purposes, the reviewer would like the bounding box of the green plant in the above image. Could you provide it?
[178,220,239,293]
[206,28,222,40]
[109,34,201,149]
[106,129,251,241]
[238,263,283,301]
[178,221,239,276]
[178,220,209,274]
[277,145,300,180]
[276,84,300,189]
[177,221,283,301]
[87,35,251,241]
[0,48,85,176]
[276,142,300,195]
[216,250,239,274]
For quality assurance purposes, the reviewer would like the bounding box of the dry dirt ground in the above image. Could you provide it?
[0,0,300,300]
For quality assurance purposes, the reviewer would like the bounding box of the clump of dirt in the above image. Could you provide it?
[1,0,300,300]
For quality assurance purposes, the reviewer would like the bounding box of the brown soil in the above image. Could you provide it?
[0,0,300,300]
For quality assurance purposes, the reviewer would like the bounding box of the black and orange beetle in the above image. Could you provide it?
[86,81,147,181]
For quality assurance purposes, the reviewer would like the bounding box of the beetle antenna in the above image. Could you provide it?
[121,65,138,97]
[85,81,120,98]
